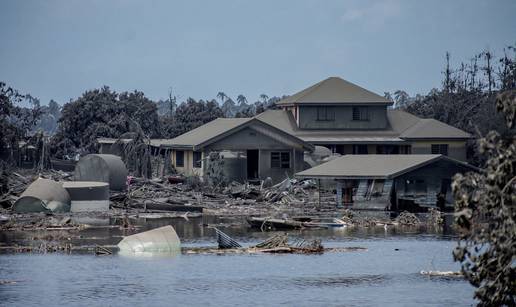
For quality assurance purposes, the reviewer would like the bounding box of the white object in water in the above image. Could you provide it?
[117,225,181,255]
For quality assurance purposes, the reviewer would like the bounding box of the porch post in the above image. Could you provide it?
[292,148,296,173]
[336,180,343,208]
[318,179,321,208]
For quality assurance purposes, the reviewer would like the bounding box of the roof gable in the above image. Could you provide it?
[276,77,392,105]
[160,118,251,149]
[160,117,313,151]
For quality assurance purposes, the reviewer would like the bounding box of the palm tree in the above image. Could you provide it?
[259,94,269,104]
[222,97,235,117]
[217,92,227,104]
[236,94,247,105]
[394,90,409,109]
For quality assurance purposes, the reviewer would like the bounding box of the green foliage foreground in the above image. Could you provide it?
[453,90,515,306]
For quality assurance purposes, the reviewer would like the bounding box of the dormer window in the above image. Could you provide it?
[352,107,369,121]
[317,106,335,121]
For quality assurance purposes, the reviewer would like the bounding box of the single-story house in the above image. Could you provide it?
[296,154,478,211]
[160,118,314,183]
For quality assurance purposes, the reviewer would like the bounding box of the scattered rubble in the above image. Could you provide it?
[185,230,359,255]
[1,167,448,237]
[395,211,421,226]
[427,208,444,225]
[420,270,463,277]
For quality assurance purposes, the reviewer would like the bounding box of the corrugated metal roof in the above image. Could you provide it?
[276,77,392,105]
[296,154,474,179]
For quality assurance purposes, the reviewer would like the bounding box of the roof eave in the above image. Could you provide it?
[401,136,472,141]
[159,144,194,150]
[278,101,393,106]
[295,174,388,180]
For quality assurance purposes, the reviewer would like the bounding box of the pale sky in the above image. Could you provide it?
[1,0,515,105]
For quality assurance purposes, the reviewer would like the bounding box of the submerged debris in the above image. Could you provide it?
[395,211,421,226]
[427,208,444,225]
[420,270,463,277]
[215,228,242,249]
[117,225,181,254]
[95,245,113,256]
[208,231,327,254]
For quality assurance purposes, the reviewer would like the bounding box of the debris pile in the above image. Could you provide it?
[395,211,421,226]
[427,208,444,226]
[339,209,391,227]
[185,230,332,255]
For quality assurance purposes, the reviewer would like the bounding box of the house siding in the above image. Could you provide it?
[259,149,305,183]
[204,127,290,151]
[170,125,309,183]
[298,105,388,129]
[171,150,203,176]
[410,140,467,161]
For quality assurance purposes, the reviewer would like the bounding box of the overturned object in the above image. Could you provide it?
[215,228,242,249]
[63,181,110,212]
[117,225,181,254]
[74,154,128,191]
[13,178,71,213]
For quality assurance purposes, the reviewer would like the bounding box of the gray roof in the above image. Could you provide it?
[296,154,475,179]
[159,118,251,149]
[96,138,172,147]
[160,117,314,151]
[399,118,471,139]
[276,77,392,106]
[255,109,471,142]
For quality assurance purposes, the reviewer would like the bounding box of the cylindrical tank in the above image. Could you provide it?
[63,181,110,212]
[13,178,71,213]
[74,154,128,190]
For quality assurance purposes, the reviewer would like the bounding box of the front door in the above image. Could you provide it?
[247,150,259,180]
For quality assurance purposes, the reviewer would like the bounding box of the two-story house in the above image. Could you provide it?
[259,76,471,160]
[161,77,471,183]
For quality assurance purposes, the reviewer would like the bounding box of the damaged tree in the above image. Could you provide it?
[0,82,43,166]
[452,90,515,306]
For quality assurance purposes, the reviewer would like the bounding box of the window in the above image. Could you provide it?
[271,152,290,168]
[352,107,369,121]
[175,150,184,167]
[353,145,368,154]
[193,151,202,168]
[431,144,448,156]
[405,179,426,195]
[400,145,412,154]
[376,145,399,154]
[316,106,335,121]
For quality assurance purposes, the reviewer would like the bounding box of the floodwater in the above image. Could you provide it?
[0,214,475,306]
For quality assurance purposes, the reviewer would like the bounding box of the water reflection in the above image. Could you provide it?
[0,213,474,307]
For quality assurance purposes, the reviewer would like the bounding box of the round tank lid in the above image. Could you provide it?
[63,181,110,188]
